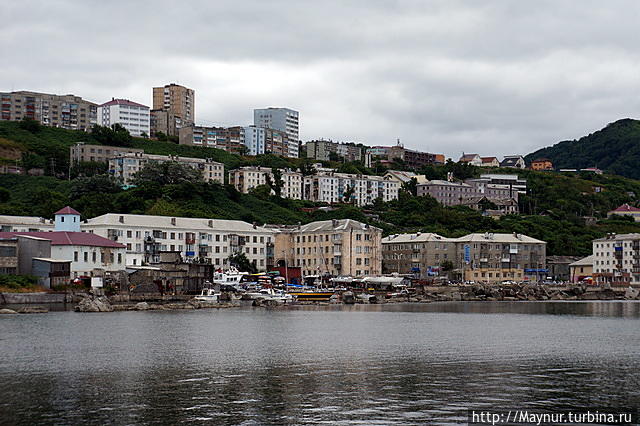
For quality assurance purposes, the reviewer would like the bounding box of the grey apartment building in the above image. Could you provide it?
[1,91,97,130]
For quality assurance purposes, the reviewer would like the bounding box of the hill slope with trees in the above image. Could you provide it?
[525,118,640,179]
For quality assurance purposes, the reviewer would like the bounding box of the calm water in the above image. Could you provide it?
[1,302,639,425]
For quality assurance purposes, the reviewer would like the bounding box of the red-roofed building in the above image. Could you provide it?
[54,206,81,216]
[97,98,150,137]
[0,231,126,277]
[480,157,499,167]
[607,204,640,222]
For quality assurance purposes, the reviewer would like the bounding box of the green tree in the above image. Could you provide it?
[265,168,284,197]
[18,118,41,133]
[342,184,355,203]
[228,251,257,273]
[21,152,46,170]
[90,124,132,146]
[401,177,418,196]
[133,161,203,186]
[0,187,10,203]
[249,184,272,200]
[70,174,122,199]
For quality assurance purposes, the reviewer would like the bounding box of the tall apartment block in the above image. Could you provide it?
[151,83,194,137]
[0,91,97,131]
[97,98,150,137]
[254,107,299,158]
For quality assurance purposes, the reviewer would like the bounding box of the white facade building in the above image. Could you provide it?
[592,233,640,286]
[229,167,303,199]
[303,172,400,207]
[241,126,266,155]
[97,99,150,137]
[83,214,275,270]
[254,107,299,158]
[109,152,224,185]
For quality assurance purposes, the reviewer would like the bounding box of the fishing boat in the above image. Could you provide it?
[246,287,294,303]
[287,286,335,301]
[194,287,220,303]
[213,267,247,289]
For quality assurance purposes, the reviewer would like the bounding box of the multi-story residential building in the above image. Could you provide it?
[365,142,444,169]
[151,83,195,136]
[417,178,519,214]
[70,143,144,165]
[108,152,224,185]
[229,167,303,199]
[454,232,546,283]
[83,213,275,270]
[0,215,55,232]
[271,219,382,277]
[0,207,127,278]
[178,125,245,153]
[500,155,526,169]
[242,126,266,155]
[592,233,640,286]
[303,172,400,207]
[478,174,527,194]
[305,140,363,162]
[97,98,150,137]
[0,91,97,130]
[382,232,456,278]
[417,180,477,205]
[254,107,299,158]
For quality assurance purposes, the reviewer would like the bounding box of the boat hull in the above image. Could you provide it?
[288,292,334,301]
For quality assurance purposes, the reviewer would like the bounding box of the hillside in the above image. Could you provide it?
[525,118,640,179]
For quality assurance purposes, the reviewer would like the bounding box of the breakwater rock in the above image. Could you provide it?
[75,296,114,312]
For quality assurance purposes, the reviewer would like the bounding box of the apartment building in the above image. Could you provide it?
[303,172,400,207]
[229,167,303,199]
[0,215,55,232]
[97,98,150,137]
[254,107,299,158]
[69,143,143,165]
[150,109,182,137]
[478,174,527,194]
[382,233,456,278]
[305,140,363,162]
[0,91,97,130]
[178,125,245,153]
[242,126,266,155]
[83,213,275,269]
[364,143,444,169]
[151,83,195,136]
[454,233,546,283]
[592,233,640,286]
[271,219,382,277]
[108,152,224,184]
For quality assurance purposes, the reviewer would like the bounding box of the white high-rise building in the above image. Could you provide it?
[253,107,299,158]
[97,99,150,137]
[242,126,266,155]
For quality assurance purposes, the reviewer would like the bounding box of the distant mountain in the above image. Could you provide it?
[525,118,640,179]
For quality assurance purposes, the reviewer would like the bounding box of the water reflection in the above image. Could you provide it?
[1,302,639,424]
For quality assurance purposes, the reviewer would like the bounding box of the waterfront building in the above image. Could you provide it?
[97,98,150,137]
[229,166,303,199]
[454,232,546,283]
[108,152,224,185]
[382,232,456,279]
[305,140,363,162]
[69,143,143,165]
[0,90,97,130]
[592,233,640,286]
[607,204,640,222]
[151,83,194,136]
[546,255,583,281]
[270,219,382,277]
[83,213,274,269]
[499,155,526,169]
[253,107,299,158]
[303,172,400,207]
[569,255,594,283]
[0,234,70,287]
[0,207,126,278]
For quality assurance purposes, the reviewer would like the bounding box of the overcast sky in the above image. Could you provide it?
[2,1,639,159]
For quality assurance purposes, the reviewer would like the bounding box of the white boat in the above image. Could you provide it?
[194,287,220,303]
[246,287,294,304]
[213,267,247,289]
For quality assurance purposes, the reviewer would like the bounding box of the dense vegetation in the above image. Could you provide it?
[3,119,640,257]
[526,118,640,179]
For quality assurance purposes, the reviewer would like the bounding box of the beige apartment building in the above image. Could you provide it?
[229,167,303,199]
[1,91,97,130]
[151,83,195,136]
[108,152,224,184]
[382,233,456,278]
[271,219,382,277]
[70,143,143,165]
[303,172,400,207]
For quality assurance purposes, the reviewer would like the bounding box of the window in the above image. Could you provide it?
[74,251,78,261]
[83,252,88,262]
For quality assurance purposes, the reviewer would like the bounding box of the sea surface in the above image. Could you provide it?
[1,301,639,425]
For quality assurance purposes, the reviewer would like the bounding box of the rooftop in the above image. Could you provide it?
[54,206,81,216]
[569,255,595,267]
[85,214,272,233]
[382,232,449,244]
[610,203,640,213]
[100,98,149,108]
[0,231,125,248]
[453,232,546,244]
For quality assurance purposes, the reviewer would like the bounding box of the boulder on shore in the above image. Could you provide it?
[75,296,113,312]
[135,302,150,311]
[0,308,18,314]
[17,306,49,314]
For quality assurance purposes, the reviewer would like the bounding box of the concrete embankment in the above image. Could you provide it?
[0,292,73,305]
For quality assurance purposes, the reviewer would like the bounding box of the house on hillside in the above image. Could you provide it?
[531,158,554,171]
[500,155,526,169]
[459,153,482,166]
[480,157,499,167]
[607,204,640,221]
